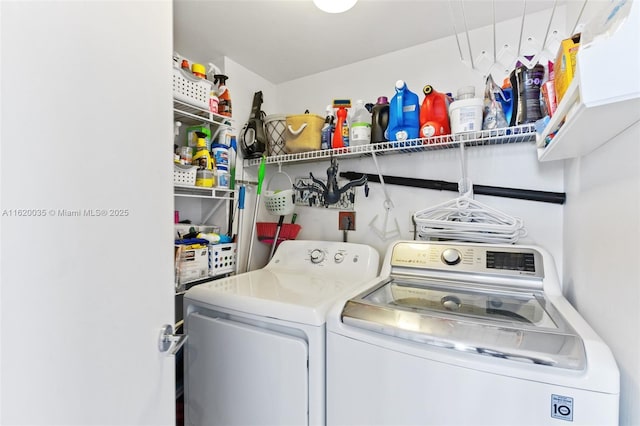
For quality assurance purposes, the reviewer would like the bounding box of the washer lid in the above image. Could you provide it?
[341,278,586,370]
[186,269,372,326]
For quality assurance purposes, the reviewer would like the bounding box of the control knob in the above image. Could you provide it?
[441,248,461,265]
[310,249,325,264]
[334,252,345,263]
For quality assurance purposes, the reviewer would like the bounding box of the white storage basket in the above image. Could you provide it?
[209,243,236,277]
[174,164,198,186]
[172,67,214,110]
[263,171,295,216]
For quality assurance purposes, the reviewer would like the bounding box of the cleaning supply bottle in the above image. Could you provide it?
[370,96,389,143]
[387,80,420,142]
[349,99,371,146]
[192,137,214,170]
[214,74,232,117]
[419,85,451,139]
[321,105,334,150]
[332,100,350,148]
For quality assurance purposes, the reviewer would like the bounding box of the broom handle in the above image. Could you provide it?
[269,215,285,260]
[246,156,266,272]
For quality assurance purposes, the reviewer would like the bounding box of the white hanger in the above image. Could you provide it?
[368,152,401,241]
[413,140,526,244]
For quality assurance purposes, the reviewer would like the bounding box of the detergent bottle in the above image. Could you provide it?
[419,85,451,139]
[349,99,371,146]
[370,96,389,143]
[387,80,420,142]
[510,62,545,125]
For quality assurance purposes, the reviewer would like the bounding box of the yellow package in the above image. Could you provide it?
[554,33,581,105]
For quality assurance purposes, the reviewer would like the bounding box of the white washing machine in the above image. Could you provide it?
[183,240,379,426]
[327,240,619,425]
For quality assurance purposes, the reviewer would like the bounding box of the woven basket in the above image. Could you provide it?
[265,114,287,156]
[284,112,324,153]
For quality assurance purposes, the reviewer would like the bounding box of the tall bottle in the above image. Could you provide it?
[387,80,420,142]
[214,74,232,117]
[349,99,372,146]
[332,105,350,148]
[370,96,390,143]
[321,105,334,150]
[419,85,451,138]
[510,62,545,125]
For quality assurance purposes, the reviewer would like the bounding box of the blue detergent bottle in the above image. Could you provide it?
[387,80,420,143]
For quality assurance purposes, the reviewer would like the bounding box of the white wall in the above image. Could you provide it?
[242,9,567,269]
[563,122,640,426]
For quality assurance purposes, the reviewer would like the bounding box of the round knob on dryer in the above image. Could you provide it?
[310,249,325,264]
[334,252,345,263]
[441,248,461,265]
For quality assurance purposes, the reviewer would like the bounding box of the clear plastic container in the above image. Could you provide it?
[350,99,372,146]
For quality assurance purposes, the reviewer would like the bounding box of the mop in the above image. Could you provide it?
[245,156,266,272]
[235,185,245,274]
[368,151,401,241]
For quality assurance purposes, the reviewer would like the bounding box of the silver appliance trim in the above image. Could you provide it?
[341,278,586,370]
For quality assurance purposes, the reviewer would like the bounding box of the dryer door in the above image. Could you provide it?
[185,313,309,426]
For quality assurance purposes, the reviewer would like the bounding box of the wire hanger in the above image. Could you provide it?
[413,140,526,244]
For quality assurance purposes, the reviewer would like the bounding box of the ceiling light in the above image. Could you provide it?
[313,0,357,14]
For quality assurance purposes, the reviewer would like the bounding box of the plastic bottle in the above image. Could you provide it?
[192,137,214,170]
[191,63,206,79]
[448,86,483,134]
[510,62,545,125]
[387,80,420,142]
[349,100,372,146]
[332,105,349,148]
[419,85,451,139]
[370,96,389,143]
[214,74,232,117]
[320,105,334,150]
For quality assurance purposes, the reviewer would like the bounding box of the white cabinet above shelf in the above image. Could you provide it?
[536,0,640,162]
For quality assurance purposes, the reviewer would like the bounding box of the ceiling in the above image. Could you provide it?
[173,0,566,84]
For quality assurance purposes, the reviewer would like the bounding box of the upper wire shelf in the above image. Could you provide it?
[173,99,234,127]
[243,124,536,166]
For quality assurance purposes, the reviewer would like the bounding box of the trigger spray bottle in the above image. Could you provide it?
[332,99,351,148]
[321,105,334,150]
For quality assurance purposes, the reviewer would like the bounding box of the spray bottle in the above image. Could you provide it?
[332,99,351,148]
[206,63,232,119]
[320,105,334,150]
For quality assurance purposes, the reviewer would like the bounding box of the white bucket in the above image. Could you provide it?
[449,97,483,134]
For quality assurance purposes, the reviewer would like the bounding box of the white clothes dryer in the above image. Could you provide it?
[183,240,379,426]
[327,240,619,425]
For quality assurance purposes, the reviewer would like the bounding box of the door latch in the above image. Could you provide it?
[158,324,187,355]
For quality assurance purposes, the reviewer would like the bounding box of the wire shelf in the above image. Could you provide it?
[173,99,234,127]
[243,124,536,166]
[174,184,235,200]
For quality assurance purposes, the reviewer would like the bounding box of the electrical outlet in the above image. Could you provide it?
[338,212,356,231]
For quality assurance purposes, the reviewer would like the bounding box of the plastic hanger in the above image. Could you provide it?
[368,152,401,241]
[413,141,526,243]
